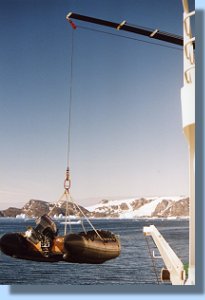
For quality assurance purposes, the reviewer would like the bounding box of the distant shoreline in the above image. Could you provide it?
[0,216,189,220]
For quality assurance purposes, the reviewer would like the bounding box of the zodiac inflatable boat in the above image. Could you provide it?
[0,214,121,264]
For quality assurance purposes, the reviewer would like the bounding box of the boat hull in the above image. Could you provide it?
[0,230,120,264]
[0,233,63,262]
[64,230,121,264]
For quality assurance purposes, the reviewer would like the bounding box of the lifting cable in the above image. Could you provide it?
[48,191,66,217]
[62,22,103,240]
[64,191,72,235]
[77,25,182,52]
[66,28,75,167]
[69,194,103,240]
[63,23,75,236]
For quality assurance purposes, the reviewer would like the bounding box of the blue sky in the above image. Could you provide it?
[0,0,195,209]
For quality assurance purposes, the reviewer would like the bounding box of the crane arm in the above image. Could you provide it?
[66,12,183,46]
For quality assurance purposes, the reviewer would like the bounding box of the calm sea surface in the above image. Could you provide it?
[0,218,188,285]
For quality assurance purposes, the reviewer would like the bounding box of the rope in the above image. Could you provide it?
[64,191,80,235]
[64,192,72,235]
[47,191,65,217]
[145,236,160,284]
[63,27,75,236]
[69,194,103,240]
[77,25,182,52]
[46,24,106,240]
[66,28,75,167]
[58,189,102,240]
[71,197,87,234]
[48,24,102,239]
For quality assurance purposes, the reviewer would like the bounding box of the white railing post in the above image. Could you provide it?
[143,225,186,285]
[181,0,195,285]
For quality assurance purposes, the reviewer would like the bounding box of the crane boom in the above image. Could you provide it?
[66,12,183,46]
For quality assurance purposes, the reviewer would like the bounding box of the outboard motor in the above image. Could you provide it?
[35,214,58,239]
[34,214,58,256]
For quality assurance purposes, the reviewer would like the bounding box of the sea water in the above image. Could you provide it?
[0,218,188,285]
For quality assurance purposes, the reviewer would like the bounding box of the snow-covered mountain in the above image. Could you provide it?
[86,196,189,219]
[0,196,189,219]
[0,199,89,218]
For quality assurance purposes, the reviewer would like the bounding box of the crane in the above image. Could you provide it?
[66,12,183,46]
[66,2,195,285]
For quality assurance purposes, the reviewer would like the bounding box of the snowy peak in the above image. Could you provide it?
[0,196,189,219]
[86,196,189,219]
[0,199,89,218]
